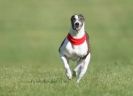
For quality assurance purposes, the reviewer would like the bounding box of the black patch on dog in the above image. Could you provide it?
[71,15,76,30]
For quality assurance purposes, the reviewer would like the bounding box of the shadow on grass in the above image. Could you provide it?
[25,77,68,84]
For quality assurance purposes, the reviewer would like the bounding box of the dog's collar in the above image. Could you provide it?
[67,33,86,45]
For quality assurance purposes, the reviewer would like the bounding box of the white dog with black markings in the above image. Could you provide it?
[59,14,91,83]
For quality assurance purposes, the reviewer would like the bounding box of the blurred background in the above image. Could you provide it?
[0,0,133,96]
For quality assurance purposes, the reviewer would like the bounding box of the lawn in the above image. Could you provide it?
[0,0,133,96]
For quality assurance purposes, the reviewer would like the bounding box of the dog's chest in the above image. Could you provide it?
[63,40,88,60]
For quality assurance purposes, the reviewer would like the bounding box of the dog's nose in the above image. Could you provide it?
[75,22,79,26]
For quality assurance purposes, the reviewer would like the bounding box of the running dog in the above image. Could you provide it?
[59,14,91,83]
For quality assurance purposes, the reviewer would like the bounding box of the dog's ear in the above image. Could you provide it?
[71,15,75,30]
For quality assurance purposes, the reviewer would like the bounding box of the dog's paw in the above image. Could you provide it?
[66,70,72,80]
[76,79,80,83]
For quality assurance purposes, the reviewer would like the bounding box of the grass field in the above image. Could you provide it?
[0,0,133,96]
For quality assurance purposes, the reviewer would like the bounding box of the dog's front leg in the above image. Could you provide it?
[60,56,72,79]
[76,53,91,83]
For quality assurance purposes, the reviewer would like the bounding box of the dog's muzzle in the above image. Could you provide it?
[73,22,81,31]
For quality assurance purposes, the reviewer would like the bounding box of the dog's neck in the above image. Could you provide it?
[69,23,85,39]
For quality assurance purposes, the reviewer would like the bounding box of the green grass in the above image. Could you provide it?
[0,0,133,96]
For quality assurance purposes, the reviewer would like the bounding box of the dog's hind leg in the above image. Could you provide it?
[60,56,72,80]
[76,53,91,83]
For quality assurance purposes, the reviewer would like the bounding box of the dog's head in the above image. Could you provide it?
[71,14,85,32]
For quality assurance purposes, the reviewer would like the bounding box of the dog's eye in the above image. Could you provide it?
[79,18,82,21]
[79,16,85,21]
[71,15,76,22]
[72,18,76,21]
